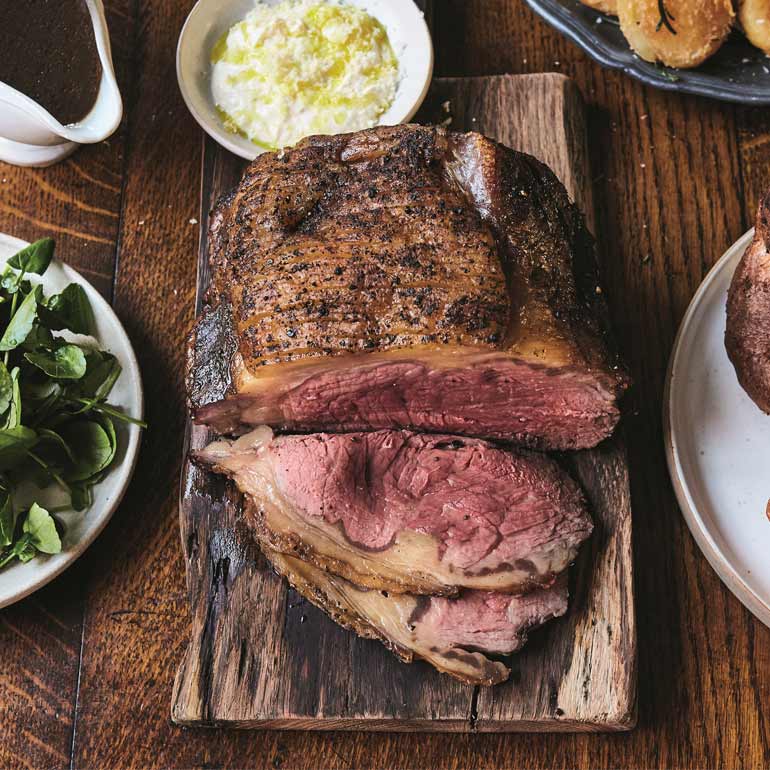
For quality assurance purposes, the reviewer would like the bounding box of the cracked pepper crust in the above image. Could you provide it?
[187,125,629,413]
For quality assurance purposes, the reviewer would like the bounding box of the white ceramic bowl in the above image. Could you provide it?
[0,234,143,609]
[176,0,433,160]
[0,0,123,167]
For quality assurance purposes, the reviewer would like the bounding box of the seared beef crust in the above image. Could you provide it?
[188,124,629,449]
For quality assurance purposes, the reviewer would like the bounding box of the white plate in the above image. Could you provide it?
[0,234,143,609]
[665,228,770,627]
[176,0,434,160]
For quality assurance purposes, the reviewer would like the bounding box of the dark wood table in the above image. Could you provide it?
[1,1,768,768]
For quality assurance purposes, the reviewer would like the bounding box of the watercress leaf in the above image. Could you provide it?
[42,284,94,335]
[0,271,31,297]
[22,503,61,554]
[76,351,121,400]
[3,368,21,430]
[0,285,39,351]
[8,238,55,276]
[21,323,55,351]
[25,460,58,489]
[38,428,75,463]
[23,444,70,492]
[23,380,62,428]
[22,378,58,403]
[0,492,15,548]
[97,364,121,401]
[0,540,20,568]
[69,482,92,512]
[0,425,37,470]
[1,267,18,293]
[95,414,116,468]
[0,534,35,567]
[0,361,12,415]
[59,421,112,481]
[1,369,21,431]
[16,540,37,562]
[25,344,86,380]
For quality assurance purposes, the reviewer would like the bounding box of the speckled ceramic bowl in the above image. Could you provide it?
[526,0,770,104]
[177,0,433,160]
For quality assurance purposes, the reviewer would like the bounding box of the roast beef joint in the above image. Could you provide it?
[188,125,629,451]
[187,125,629,684]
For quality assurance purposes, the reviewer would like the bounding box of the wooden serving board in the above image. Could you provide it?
[172,73,637,732]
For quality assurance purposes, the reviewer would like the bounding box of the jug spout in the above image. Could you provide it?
[0,0,123,167]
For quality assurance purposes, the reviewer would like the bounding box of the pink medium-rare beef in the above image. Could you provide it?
[187,125,629,450]
[413,577,569,656]
[726,191,770,413]
[262,544,569,685]
[195,427,593,595]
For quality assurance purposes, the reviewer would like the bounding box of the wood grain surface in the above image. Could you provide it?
[0,0,768,767]
[171,73,636,733]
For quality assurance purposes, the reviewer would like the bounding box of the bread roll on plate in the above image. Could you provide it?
[739,0,770,54]
[618,0,734,67]
[726,191,770,415]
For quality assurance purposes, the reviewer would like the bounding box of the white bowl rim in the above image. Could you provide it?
[176,0,434,160]
[663,227,770,628]
[0,233,144,610]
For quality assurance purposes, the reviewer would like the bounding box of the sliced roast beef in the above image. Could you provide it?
[726,190,770,414]
[188,125,629,450]
[262,542,569,686]
[195,427,592,596]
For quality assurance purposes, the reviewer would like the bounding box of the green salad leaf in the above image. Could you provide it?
[2,367,21,430]
[25,343,87,379]
[69,482,93,512]
[0,504,61,568]
[23,503,61,554]
[0,426,38,470]
[38,427,75,463]
[77,351,121,400]
[41,284,95,335]
[0,493,15,548]
[59,420,114,481]
[7,238,55,276]
[0,238,146,571]
[0,362,13,415]
[22,323,55,352]
[0,286,39,352]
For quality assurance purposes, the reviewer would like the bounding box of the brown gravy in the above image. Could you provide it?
[0,0,102,125]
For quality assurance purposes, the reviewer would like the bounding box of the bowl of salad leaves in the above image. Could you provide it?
[0,233,144,608]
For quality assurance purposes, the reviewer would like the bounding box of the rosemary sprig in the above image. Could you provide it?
[656,0,677,34]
